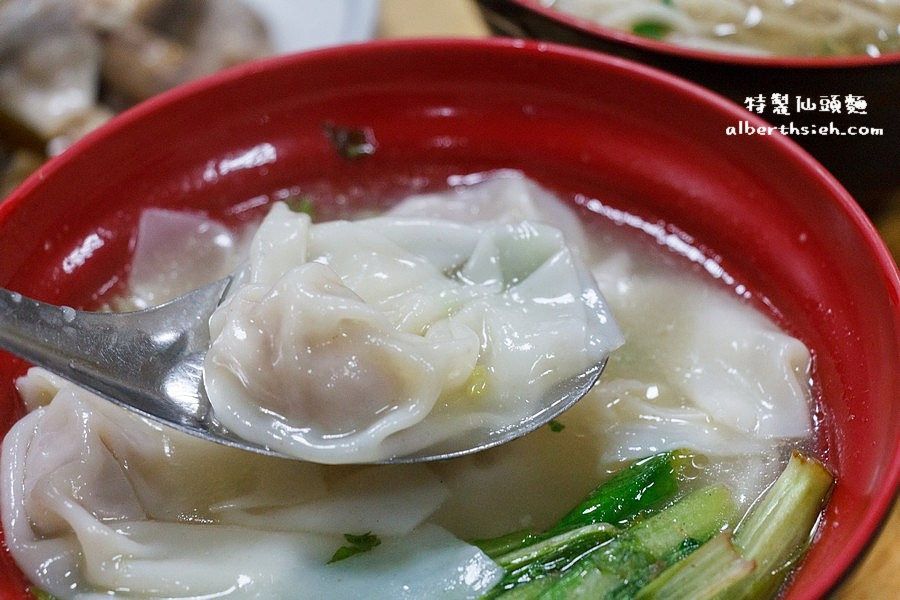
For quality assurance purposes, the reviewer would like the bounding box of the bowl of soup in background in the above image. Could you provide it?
[474,0,900,214]
[0,39,897,599]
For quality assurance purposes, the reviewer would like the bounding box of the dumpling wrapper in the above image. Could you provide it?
[1,369,501,599]
[204,202,623,463]
[121,208,248,310]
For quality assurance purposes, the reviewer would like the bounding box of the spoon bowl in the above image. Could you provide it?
[0,281,606,463]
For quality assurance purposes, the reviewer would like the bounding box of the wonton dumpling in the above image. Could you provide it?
[585,252,812,465]
[1,369,501,599]
[206,260,480,462]
[205,202,622,463]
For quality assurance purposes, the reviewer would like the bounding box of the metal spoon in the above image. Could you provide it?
[0,281,605,463]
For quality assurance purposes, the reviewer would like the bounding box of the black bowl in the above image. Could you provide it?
[475,0,900,214]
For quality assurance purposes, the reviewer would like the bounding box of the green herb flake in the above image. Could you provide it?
[661,0,673,5]
[30,588,59,600]
[548,419,566,432]
[322,123,378,160]
[328,532,382,564]
[631,20,672,40]
[288,195,315,216]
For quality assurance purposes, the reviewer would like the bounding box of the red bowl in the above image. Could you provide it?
[475,0,900,213]
[0,39,898,599]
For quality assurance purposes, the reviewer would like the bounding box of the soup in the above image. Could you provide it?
[544,0,900,57]
[0,172,824,598]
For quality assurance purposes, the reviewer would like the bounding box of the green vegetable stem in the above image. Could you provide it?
[538,484,736,599]
[721,451,834,599]
[546,449,695,535]
[479,449,832,600]
[478,450,701,596]
[635,450,833,599]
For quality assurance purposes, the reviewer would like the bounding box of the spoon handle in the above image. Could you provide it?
[0,279,230,426]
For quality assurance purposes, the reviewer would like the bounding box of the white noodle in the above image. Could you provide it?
[548,0,900,56]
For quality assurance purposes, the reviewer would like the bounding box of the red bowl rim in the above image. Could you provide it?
[2,37,899,599]
[493,0,900,68]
